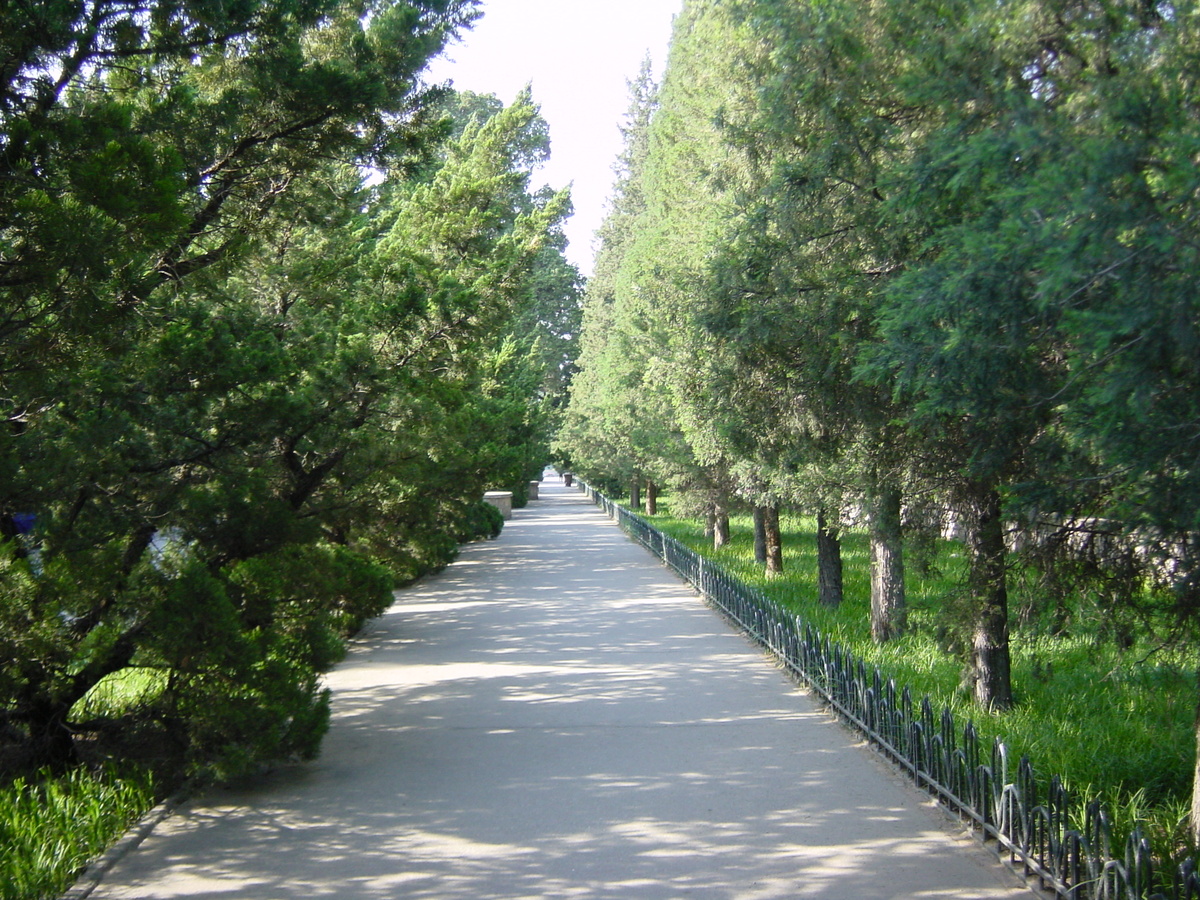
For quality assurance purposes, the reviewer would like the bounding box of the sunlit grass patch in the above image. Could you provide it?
[71,667,170,721]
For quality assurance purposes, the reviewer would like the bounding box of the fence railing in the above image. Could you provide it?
[577,480,1200,900]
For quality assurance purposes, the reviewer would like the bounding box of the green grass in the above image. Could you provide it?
[0,669,170,900]
[0,766,157,900]
[643,498,1197,861]
[71,667,170,721]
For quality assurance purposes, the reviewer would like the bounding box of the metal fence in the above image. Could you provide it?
[578,480,1200,900]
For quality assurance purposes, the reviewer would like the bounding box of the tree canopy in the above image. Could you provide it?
[0,0,581,779]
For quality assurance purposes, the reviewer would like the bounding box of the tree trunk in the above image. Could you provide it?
[644,480,658,516]
[630,476,640,511]
[21,695,81,770]
[869,487,906,642]
[713,502,730,549]
[752,507,768,563]
[817,507,843,607]
[763,503,783,576]
[1192,688,1200,843]
[968,484,1014,710]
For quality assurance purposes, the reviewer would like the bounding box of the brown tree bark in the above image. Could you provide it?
[763,503,783,576]
[752,506,768,563]
[713,502,730,549]
[1191,695,1200,843]
[817,507,843,607]
[644,480,658,516]
[630,476,641,511]
[870,487,906,642]
[967,483,1014,710]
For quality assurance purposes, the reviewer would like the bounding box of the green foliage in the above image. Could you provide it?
[71,669,168,723]
[454,501,505,543]
[560,12,753,506]
[0,766,156,900]
[0,0,581,790]
[569,0,1200,814]
[228,544,395,640]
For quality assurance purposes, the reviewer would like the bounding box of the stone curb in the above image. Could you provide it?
[60,786,191,900]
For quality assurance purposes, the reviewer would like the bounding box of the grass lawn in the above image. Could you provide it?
[0,765,156,900]
[0,669,168,900]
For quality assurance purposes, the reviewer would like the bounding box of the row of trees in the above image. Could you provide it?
[561,0,1200,832]
[0,0,581,778]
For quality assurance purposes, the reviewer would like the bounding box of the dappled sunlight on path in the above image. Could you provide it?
[87,478,1035,900]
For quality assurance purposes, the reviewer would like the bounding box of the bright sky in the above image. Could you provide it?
[425,0,682,276]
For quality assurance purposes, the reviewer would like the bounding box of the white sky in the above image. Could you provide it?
[425,0,681,276]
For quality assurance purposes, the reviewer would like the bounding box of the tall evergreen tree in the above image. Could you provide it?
[560,56,667,494]
[0,1,579,776]
[694,0,915,611]
[618,0,760,539]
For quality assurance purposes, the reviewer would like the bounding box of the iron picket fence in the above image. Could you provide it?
[577,480,1200,900]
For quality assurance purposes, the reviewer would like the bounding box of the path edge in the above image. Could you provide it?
[60,786,191,900]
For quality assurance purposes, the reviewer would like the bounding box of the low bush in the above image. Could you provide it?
[454,500,505,542]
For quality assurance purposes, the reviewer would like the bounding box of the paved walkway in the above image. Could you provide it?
[84,478,1037,900]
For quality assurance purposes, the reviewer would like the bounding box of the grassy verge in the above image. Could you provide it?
[641,498,1196,860]
[0,765,157,900]
[0,669,171,900]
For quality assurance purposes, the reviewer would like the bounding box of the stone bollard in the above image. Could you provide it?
[483,490,513,520]
[528,481,539,501]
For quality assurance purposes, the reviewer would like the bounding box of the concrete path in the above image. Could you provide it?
[84,478,1037,900]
